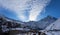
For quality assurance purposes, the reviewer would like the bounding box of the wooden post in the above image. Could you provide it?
[38,32,41,35]
[27,32,29,35]
[30,32,31,35]
[33,33,36,35]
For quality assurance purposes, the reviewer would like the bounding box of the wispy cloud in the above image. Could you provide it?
[29,0,51,21]
[0,0,51,22]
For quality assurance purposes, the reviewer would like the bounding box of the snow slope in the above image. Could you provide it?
[45,18,60,35]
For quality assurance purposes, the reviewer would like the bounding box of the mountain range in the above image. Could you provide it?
[0,15,57,30]
[23,16,57,30]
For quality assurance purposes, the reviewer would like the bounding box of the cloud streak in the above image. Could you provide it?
[28,0,51,21]
[0,0,51,22]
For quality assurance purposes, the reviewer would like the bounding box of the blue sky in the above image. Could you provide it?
[0,0,60,22]
[37,0,60,20]
[46,0,60,18]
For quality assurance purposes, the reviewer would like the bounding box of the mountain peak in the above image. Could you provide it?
[24,15,57,30]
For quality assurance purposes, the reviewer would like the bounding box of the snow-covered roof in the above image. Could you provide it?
[10,28,30,31]
[2,28,30,32]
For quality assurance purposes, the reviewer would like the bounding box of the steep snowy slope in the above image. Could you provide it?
[37,16,57,29]
[45,18,60,35]
[46,18,60,30]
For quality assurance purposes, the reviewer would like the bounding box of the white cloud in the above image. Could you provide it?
[0,0,51,22]
[0,0,30,22]
[29,0,51,21]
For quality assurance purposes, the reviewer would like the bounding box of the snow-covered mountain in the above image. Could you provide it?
[0,15,23,32]
[24,16,57,30]
[45,18,60,30]
[0,15,57,32]
[44,18,60,35]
